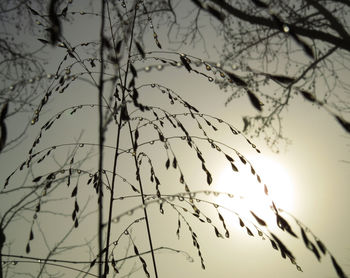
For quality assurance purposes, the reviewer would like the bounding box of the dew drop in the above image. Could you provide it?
[9,85,15,91]
[151,83,156,88]
[77,169,81,174]
[29,78,34,83]
[113,217,120,223]
[208,77,214,82]
[113,241,118,246]
[79,143,84,147]
[206,65,211,71]
[124,230,129,235]
[144,66,151,72]
[220,72,225,78]
[157,65,163,70]
[12,261,17,265]
[176,62,181,67]
[283,25,290,33]
[150,141,154,145]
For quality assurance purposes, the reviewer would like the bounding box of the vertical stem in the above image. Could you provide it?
[103,2,136,276]
[121,2,159,276]
[103,2,158,277]
[127,120,159,278]
[98,0,106,277]
[102,99,123,277]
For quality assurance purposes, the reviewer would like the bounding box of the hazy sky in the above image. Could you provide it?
[0,1,349,278]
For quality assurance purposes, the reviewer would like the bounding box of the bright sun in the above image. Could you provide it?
[212,156,294,228]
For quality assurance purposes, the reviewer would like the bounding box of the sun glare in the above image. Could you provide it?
[212,156,294,228]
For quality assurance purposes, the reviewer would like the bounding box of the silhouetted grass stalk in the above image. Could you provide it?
[98,0,106,277]
[1,1,349,278]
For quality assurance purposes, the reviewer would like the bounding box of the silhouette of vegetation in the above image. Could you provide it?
[0,1,348,278]
[161,0,350,149]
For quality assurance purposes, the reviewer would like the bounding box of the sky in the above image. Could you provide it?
[0,1,349,278]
